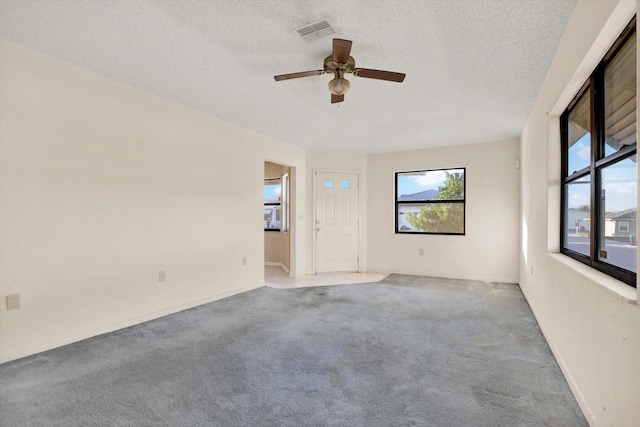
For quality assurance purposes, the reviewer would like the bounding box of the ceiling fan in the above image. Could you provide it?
[274,38,406,104]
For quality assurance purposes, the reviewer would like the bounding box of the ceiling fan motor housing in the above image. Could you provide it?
[324,55,356,74]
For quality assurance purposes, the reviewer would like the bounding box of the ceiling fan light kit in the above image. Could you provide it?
[274,38,405,104]
[328,71,350,96]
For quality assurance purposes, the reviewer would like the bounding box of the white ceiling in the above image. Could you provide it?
[0,0,576,154]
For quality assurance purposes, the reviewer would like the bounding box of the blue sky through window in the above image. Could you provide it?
[568,133,590,174]
[567,154,636,212]
[602,157,637,212]
[264,182,281,203]
[397,169,464,197]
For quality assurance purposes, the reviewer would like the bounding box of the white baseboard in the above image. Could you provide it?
[265,261,289,274]
[0,281,264,364]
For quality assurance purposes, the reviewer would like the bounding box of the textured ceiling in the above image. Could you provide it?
[0,0,576,154]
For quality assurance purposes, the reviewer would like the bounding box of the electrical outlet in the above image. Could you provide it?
[242,257,247,266]
[159,270,166,282]
[6,294,20,310]
[419,248,424,256]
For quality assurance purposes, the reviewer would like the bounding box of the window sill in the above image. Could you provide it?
[546,253,637,303]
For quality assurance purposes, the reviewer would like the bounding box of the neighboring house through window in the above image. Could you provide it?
[395,168,465,235]
[560,17,637,287]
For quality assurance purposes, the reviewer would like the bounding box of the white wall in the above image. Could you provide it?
[0,41,307,363]
[520,1,640,426]
[305,150,368,273]
[367,140,520,283]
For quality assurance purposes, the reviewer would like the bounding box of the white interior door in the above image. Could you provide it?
[315,171,359,273]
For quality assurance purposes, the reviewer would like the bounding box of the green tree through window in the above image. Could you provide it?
[405,172,464,233]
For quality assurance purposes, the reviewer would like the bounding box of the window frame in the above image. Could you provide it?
[560,17,637,287]
[281,172,289,233]
[394,167,466,236]
[264,177,282,232]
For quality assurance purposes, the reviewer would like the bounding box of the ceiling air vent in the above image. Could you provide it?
[295,19,336,42]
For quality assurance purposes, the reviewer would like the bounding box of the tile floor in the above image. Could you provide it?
[264,265,388,289]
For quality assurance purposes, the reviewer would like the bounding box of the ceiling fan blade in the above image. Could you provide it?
[332,39,352,64]
[353,68,406,82]
[331,94,344,104]
[274,70,325,81]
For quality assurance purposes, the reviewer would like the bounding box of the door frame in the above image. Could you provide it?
[312,168,361,274]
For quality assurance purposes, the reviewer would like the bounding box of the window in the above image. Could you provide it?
[561,17,636,287]
[395,168,465,235]
[264,174,289,232]
[264,178,281,231]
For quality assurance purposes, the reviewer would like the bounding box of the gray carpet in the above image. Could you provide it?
[0,274,586,427]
